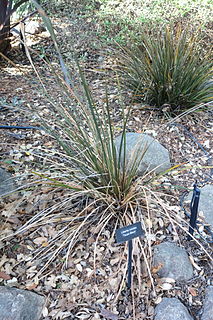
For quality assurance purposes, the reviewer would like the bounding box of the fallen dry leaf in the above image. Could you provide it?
[33,237,48,246]
[42,306,49,317]
[100,308,118,320]
[189,255,202,271]
[25,282,38,290]
[0,255,8,268]
[76,263,83,272]
[151,263,163,274]
[160,282,173,290]
[160,277,175,284]
[188,287,197,296]
[0,271,11,280]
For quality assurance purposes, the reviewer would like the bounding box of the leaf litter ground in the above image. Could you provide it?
[0,2,213,320]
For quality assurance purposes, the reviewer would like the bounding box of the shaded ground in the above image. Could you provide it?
[0,1,213,319]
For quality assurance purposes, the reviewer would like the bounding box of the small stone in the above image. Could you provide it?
[76,263,83,272]
[0,286,46,320]
[115,133,171,176]
[0,168,16,196]
[160,282,173,290]
[153,242,193,281]
[155,298,194,320]
[201,286,213,320]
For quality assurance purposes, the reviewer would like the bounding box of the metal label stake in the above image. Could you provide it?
[115,222,144,289]
[127,239,133,288]
[188,183,200,240]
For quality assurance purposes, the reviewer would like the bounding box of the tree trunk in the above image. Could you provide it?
[0,0,11,54]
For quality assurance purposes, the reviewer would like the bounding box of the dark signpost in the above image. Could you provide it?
[188,183,200,240]
[116,222,145,288]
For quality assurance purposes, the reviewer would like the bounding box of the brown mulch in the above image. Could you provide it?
[0,3,213,320]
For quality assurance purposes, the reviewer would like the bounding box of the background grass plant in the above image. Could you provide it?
[118,25,212,113]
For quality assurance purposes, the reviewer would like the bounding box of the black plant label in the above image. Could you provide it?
[116,222,144,244]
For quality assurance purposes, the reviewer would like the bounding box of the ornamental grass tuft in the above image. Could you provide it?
[118,26,213,113]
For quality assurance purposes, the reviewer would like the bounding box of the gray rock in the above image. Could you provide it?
[25,21,45,35]
[12,21,45,36]
[115,133,171,176]
[201,286,213,320]
[0,286,45,320]
[153,242,193,281]
[186,185,213,228]
[155,298,194,320]
[0,168,16,196]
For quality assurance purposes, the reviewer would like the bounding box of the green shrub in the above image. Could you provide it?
[118,26,213,113]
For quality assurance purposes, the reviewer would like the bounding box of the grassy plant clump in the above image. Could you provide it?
[42,71,140,205]
[20,62,161,275]
[118,26,213,113]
